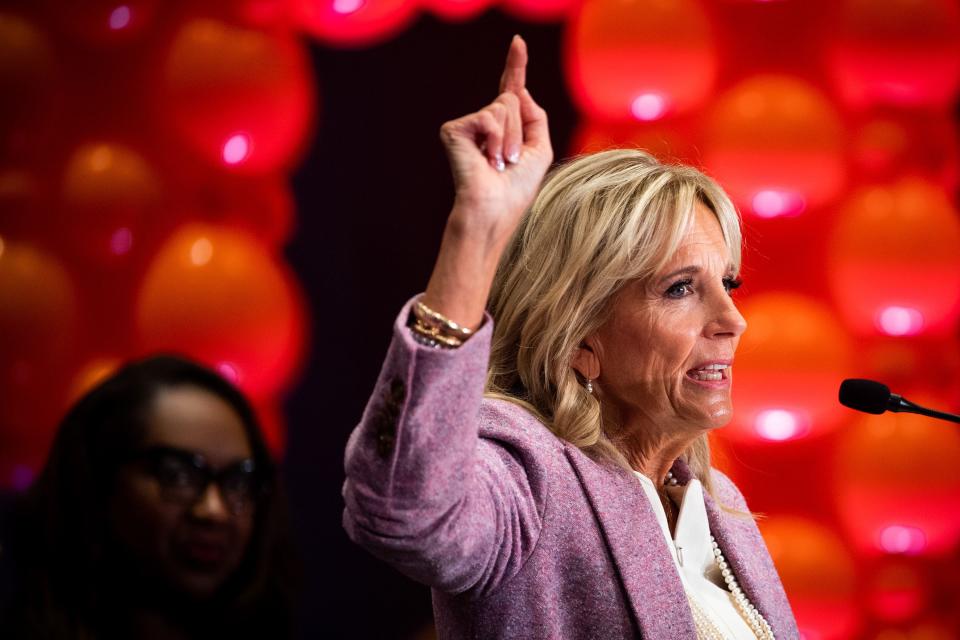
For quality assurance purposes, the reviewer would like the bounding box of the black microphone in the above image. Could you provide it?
[839,379,960,424]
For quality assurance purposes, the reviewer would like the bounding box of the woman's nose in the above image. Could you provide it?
[191,483,231,522]
[707,289,747,338]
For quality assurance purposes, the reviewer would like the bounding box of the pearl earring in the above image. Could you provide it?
[586,379,594,394]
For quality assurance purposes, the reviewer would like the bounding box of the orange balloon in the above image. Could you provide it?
[136,224,305,396]
[159,18,315,173]
[568,120,695,165]
[828,0,960,109]
[834,396,960,556]
[61,143,163,261]
[828,179,960,337]
[566,0,717,122]
[0,13,60,159]
[0,239,77,456]
[760,516,860,640]
[728,293,854,443]
[67,356,122,405]
[703,75,846,218]
[0,239,77,383]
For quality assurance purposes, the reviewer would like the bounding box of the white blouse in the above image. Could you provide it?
[634,472,757,640]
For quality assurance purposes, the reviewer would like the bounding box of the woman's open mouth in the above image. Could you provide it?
[686,363,730,383]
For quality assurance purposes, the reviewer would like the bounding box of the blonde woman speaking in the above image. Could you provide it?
[343,36,799,640]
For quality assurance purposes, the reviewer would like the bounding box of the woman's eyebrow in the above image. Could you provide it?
[657,264,738,284]
[657,266,700,284]
[143,444,196,458]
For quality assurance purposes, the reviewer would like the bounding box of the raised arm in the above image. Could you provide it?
[342,37,554,597]
[422,35,553,330]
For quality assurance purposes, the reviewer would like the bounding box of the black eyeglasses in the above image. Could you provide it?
[130,446,265,515]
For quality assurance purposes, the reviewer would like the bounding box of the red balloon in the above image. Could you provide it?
[60,142,163,263]
[728,293,854,443]
[828,179,960,337]
[566,0,718,122]
[703,75,846,218]
[158,18,316,174]
[136,223,305,396]
[252,400,287,456]
[760,517,860,640]
[828,0,960,109]
[834,398,960,556]
[291,0,417,47]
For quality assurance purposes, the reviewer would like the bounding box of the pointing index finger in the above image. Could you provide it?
[499,35,527,95]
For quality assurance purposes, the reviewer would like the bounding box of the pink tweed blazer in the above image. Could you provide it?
[343,302,799,639]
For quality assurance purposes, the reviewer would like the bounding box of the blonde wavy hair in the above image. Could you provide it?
[485,149,742,497]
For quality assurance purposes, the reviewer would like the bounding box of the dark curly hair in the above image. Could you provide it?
[1,354,297,639]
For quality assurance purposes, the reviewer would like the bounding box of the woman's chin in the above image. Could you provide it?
[165,565,234,602]
[683,402,734,431]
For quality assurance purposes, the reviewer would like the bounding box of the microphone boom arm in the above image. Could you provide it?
[889,394,960,424]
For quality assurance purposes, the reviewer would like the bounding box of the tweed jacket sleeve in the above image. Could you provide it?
[342,298,548,597]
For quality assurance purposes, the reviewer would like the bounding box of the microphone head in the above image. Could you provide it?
[839,378,891,415]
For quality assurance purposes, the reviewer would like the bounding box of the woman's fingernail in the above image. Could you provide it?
[507,148,521,164]
[494,154,506,172]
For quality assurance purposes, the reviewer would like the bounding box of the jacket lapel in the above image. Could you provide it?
[703,490,795,639]
[564,446,697,639]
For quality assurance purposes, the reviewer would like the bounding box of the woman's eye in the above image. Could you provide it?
[156,460,195,487]
[665,280,693,298]
[723,277,743,294]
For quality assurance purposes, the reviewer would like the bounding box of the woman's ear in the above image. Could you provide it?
[571,337,600,382]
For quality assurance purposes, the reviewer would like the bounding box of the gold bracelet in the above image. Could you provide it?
[413,300,475,339]
[410,318,464,348]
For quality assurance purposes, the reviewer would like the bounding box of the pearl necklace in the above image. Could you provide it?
[663,472,775,640]
[709,535,775,639]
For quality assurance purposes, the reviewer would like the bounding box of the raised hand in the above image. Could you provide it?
[438,36,554,253]
[422,36,553,331]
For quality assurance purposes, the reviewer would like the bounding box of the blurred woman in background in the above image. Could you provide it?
[1,355,296,639]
